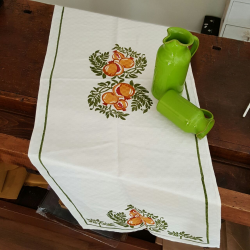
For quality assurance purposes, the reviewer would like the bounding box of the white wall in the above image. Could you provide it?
[34,0,227,32]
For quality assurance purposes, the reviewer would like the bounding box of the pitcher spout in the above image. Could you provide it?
[163,27,194,47]
[196,109,215,139]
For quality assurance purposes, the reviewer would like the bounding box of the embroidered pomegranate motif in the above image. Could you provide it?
[88,80,153,120]
[119,57,134,69]
[112,83,124,99]
[114,61,124,76]
[88,205,201,241]
[101,83,135,112]
[102,51,135,77]
[102,92,119,105]
[101,83,135,111]
[113,83,135,100]
[112,50,125,60]
[103,61,124,76]
[114,100,128,111]
[127,209,155,226]
[102,61,117,77]
[89,44,147,79]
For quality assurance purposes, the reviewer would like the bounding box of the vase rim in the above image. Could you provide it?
[163,27,194,47]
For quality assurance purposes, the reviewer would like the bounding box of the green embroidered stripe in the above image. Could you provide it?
[184,81,209,244]
[38,7,89,225]
[37,7,133,231]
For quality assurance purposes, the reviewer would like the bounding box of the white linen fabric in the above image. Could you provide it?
[29,6,221,247]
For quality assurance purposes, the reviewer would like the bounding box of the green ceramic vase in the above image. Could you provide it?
[157,90,215,139]
[152,27,199,100]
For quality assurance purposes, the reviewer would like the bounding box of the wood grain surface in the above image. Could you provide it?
[191,34,250,168]
[213,161,250,194]
[0,91,36,117]
[0,133,35,170]
[0,0,54,97]
[219,187,250,228]
[0,110,34,139]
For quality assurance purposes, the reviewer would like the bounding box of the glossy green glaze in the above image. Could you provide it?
[152,27,199,100]
[157,90,214,139]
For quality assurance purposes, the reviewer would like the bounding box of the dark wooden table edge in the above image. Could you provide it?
[0,199,161,250]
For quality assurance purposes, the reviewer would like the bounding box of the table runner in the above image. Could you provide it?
[29,6,221,247]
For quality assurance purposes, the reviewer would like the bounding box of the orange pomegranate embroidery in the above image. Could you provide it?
[119,57,134,68]
[103,61,124,76]
[89,205,201,241]
[103,61,117,77]
[112,50,125,60]
[89,45,147,80]
[103,51,135,77]
[88,80,153,120]
[102,92,119,105]
[113,83,135,100]
[112,83,124,99]
[101,83,135,112]
[127,209,155,226]
[114,100,128,111]
[114,61,124,75]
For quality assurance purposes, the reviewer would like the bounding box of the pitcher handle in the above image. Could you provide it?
[190,35,199,58]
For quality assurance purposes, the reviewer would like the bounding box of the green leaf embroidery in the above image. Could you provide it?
[130,81,153,114]
[87,218,114,227]
[167,231,203,242]
[87,80,153,120]
[86,205,204,243]
[123,205,167,233]
[89,50,110,78]
[112,44,141,58]
[107,211,132,228]
[89,45,147,79]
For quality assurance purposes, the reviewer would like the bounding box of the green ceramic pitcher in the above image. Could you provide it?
[152,27,199,100]
[157,90,215,139]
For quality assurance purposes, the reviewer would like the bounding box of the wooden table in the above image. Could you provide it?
[0,0,250,248]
